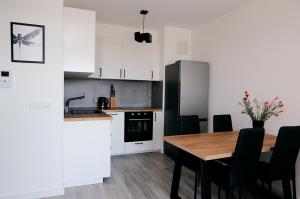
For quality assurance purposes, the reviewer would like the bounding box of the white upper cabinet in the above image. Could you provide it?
[150,44,160,81]
[63,7,96,74]
[90,37,123,79]
[90,36,160,81]
[123,41,151,80]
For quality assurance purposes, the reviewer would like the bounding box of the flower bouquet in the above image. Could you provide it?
[239,91,284,127]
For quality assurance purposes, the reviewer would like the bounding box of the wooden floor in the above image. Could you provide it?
[45,152,283,199]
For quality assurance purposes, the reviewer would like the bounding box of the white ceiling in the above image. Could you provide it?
[64,0,252,29]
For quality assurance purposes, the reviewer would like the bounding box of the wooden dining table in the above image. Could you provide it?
[164,131,277,199]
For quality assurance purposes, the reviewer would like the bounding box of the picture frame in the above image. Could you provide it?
[10,22,45,64]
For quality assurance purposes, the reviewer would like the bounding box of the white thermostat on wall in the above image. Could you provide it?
[0,70,14,88]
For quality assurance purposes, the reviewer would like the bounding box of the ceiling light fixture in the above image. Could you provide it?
[135,10,152,43]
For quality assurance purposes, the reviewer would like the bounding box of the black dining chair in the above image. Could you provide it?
[179,115,201,134]
[179,115,202,199]
[257,126,300,199]
[213,114,234,169]
[210,128,265,199]
[213,114,233,132]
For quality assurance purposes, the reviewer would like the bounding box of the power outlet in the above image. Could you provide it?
[94,98,98,103]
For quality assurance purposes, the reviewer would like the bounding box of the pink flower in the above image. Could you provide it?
[271,101,275,108]
[264,101,270,108]
[245,91,250,98]
[274,96,279,100]
[280,103,284,107]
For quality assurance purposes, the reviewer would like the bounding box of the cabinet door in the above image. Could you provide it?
[150,44,160,81]
[63,120,111,187]
[108,112,125,155]
[153,111,163,151]
[101,37,123,79]
[90,37,123,79]
[89,38,101,78]
[63,7,95,73]
[123,41,150,80]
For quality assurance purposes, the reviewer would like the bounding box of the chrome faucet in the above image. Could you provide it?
[64,93,85,114]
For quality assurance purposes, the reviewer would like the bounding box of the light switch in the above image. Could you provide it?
[0,70,14,88]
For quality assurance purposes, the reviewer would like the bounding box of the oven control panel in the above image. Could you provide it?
[126,112,152,119]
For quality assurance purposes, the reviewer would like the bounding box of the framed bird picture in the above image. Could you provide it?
[10,22,45,64]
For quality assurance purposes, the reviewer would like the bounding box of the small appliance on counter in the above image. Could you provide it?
[109,84,116,108]
[97,97,109,111]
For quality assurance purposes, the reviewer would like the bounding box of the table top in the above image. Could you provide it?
[164,131,277,161]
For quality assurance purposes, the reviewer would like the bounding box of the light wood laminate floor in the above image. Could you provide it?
[45,152,283,199]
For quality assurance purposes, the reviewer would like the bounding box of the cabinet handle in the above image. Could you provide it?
[99,68,102,78]
[151,70,154,80]
[108,114,118,116]
[154,113,157,121]
[135,142,143,145]
[124,69,126,78]
[120,69,122,78]
[129,118,151,121]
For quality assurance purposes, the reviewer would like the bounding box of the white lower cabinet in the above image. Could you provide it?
[153,111,163,152]
[63,120,111,188]
[106,112,125,155]
[125,141,154,153]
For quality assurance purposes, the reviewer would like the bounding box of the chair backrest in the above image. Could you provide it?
[230,128,265,187]
[213,114,233,132]
[270,126,300,180]
[179,115,200,134]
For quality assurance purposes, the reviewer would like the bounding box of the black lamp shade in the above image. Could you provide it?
[134,32,152,43]
[143,33,152,43]
[134,32,143,42]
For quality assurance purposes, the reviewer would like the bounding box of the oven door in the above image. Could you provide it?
[125,113,153,142]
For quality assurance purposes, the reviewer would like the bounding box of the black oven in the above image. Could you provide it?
[125,112,153,142]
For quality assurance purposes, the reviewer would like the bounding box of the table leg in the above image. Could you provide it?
[170,149,183,199]
[282,178,292,199]
[200,160,211,199]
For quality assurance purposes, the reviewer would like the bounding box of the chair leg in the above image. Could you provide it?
[218,186,221,199]
[226,190,229,199]
[292,178,297,199]
[197,167,201,187]
[268,182,272,199]
[226,188,234,199]
[194,168,198,199]
[253,184,259,199]
[230,188,234,199]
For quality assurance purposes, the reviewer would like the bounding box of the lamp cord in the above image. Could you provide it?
[143,15,145,33]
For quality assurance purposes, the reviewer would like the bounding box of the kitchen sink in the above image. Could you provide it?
[70,109,100,115]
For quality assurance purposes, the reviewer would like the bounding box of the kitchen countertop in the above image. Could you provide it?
[64,112,112,121]
[102,107,162,112]
[64,107,162,121]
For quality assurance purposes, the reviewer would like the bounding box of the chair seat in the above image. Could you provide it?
[257,161,272,182]
[258,161,295,182]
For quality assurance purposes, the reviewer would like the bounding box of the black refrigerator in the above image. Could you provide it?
[164,60,209,163]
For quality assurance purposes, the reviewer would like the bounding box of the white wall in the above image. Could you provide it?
[96,23,158,43]
[163,26,192,66]
[0,0,64,198]
[192,0,300,197]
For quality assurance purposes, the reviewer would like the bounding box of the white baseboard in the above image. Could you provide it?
[0,187,64,199]
[64,178,103,188]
